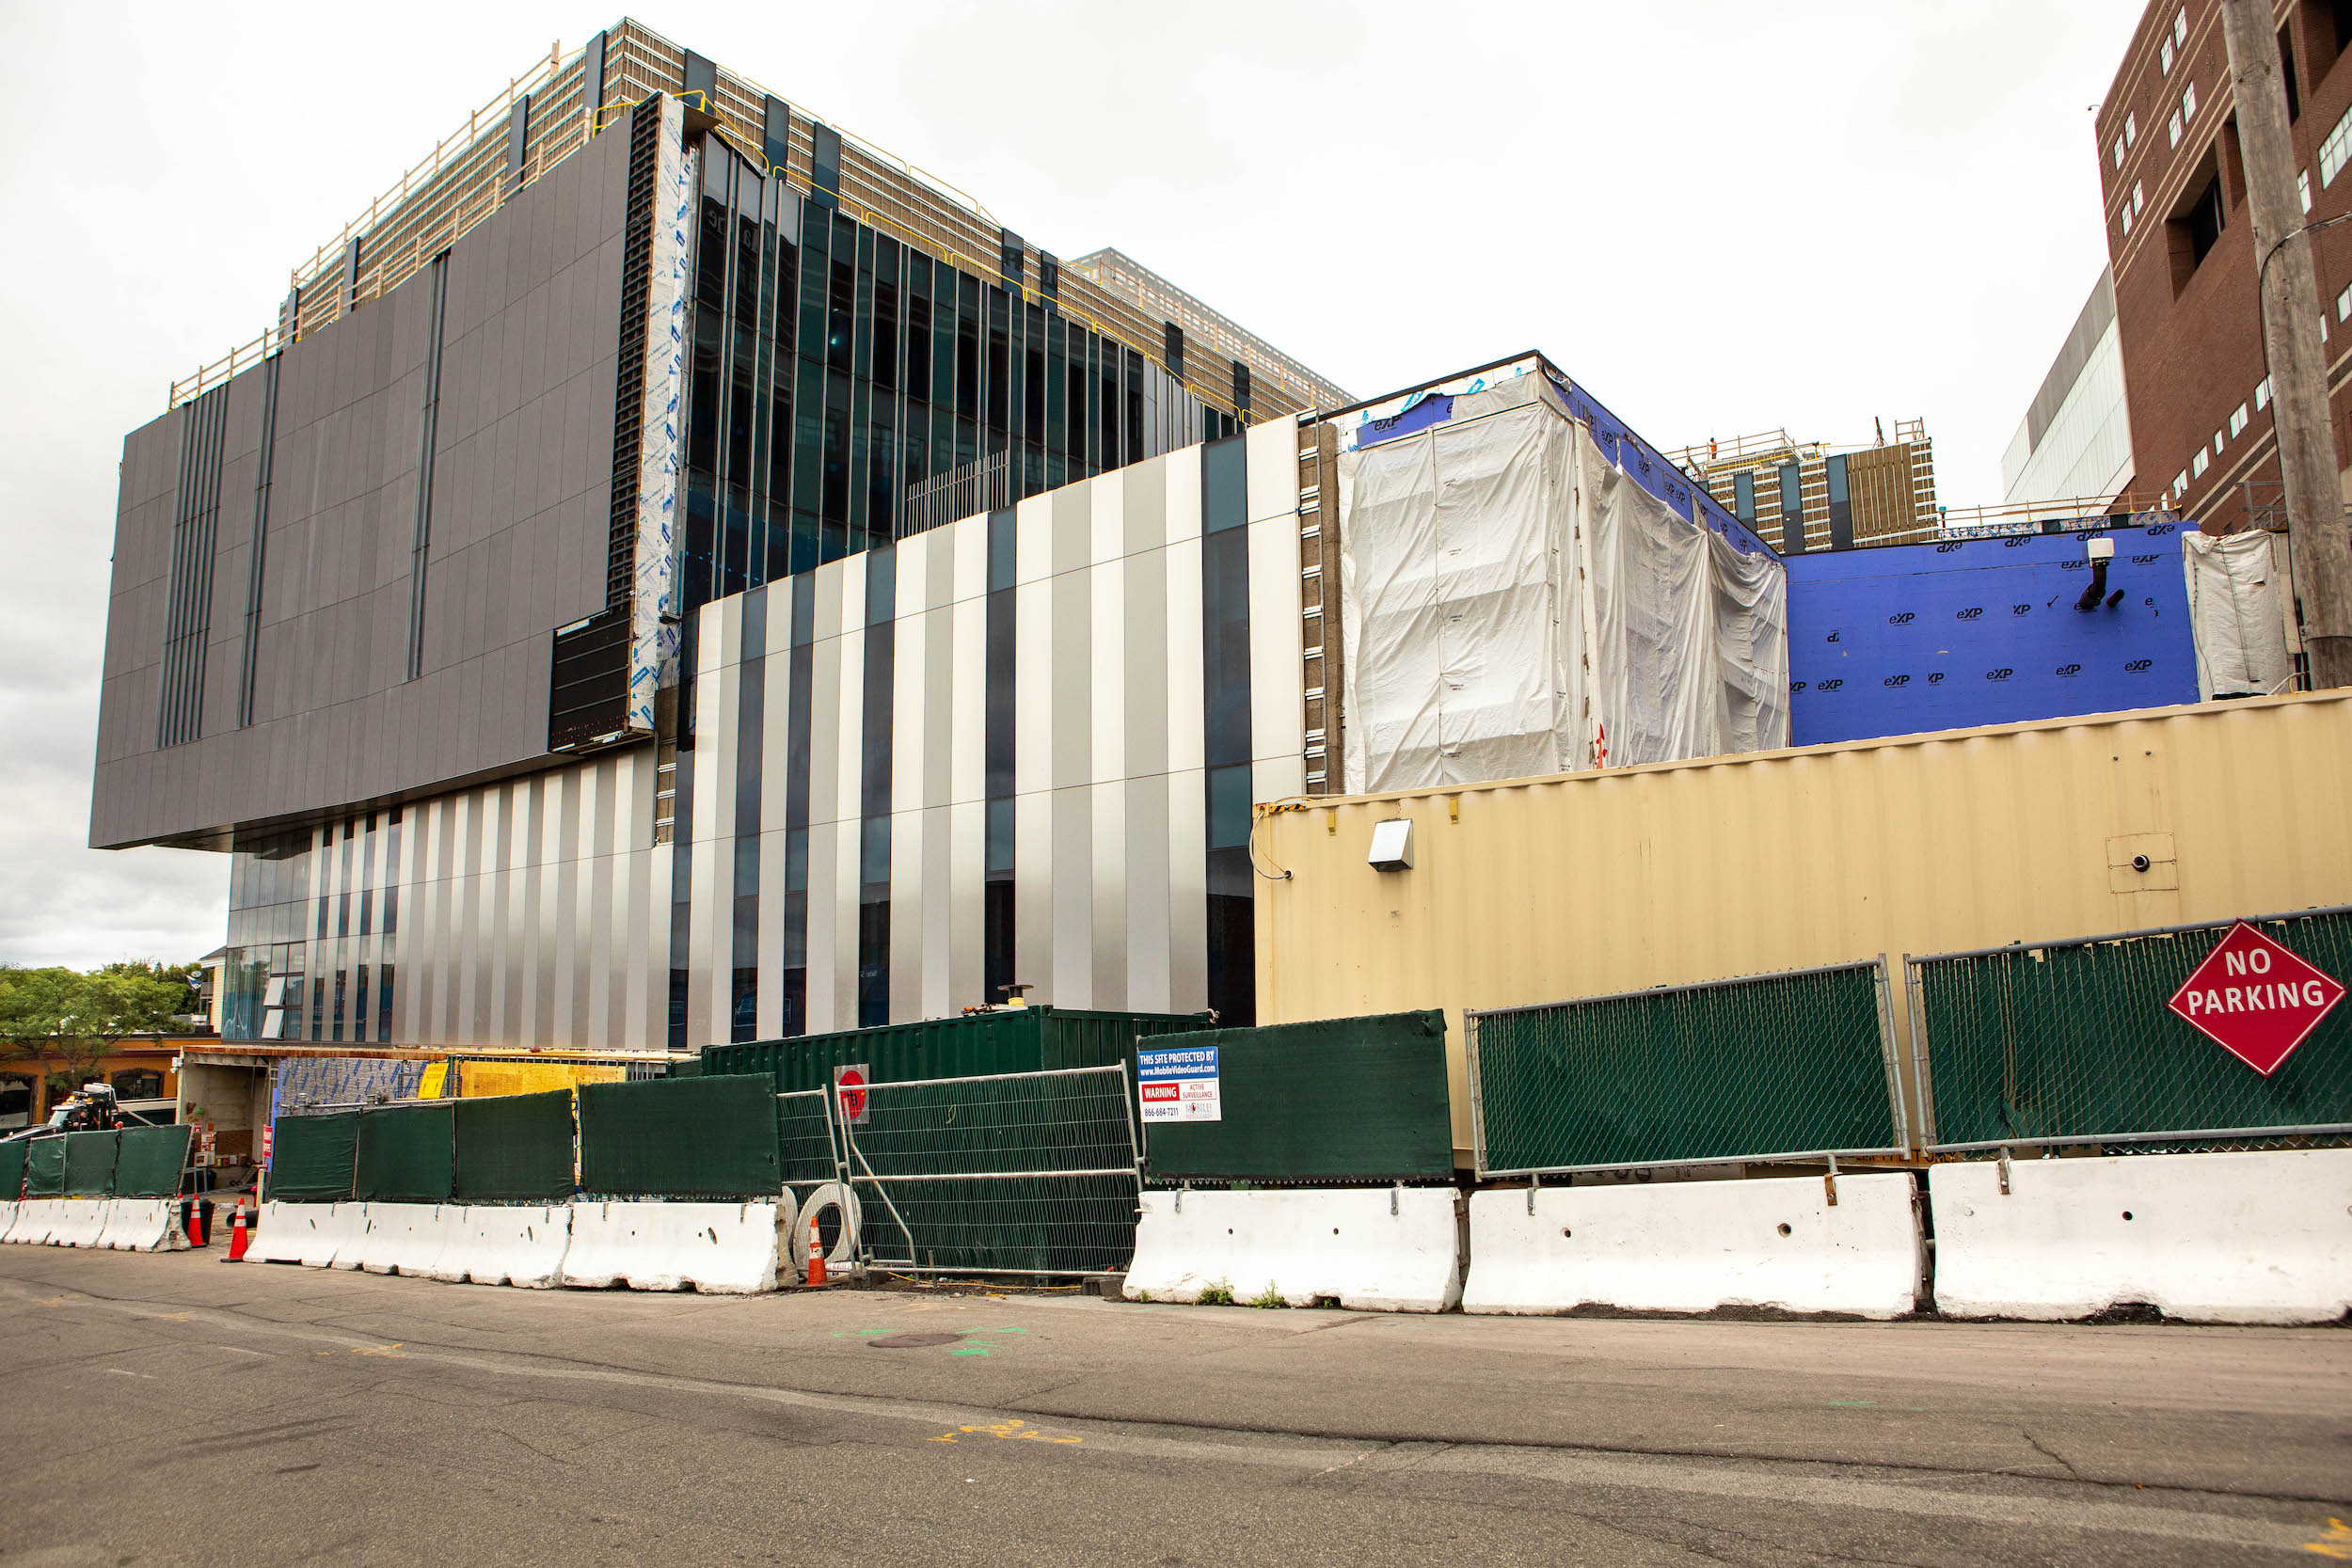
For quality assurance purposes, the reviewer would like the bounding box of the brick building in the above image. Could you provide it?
[2102,0,2352,531]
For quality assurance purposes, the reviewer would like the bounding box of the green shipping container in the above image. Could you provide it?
[704,1006,1209,1098]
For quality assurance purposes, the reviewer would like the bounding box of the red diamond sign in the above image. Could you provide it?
[2166,921,2344,1076]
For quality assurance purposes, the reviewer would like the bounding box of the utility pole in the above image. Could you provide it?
[2218,0,2352,689]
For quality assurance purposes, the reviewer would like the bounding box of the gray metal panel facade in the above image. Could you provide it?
[90,109,636,850]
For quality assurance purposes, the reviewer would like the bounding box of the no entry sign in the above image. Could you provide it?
[834,1063,870,1125]
[2166,921,2344,1077]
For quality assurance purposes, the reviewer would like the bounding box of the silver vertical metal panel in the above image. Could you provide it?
[1050,572,1090,789]
[755,823,789,1040]
[921,600,954,809]
[948,517,987,807]
[1012,576,1055,799]
[1121,455,1168,557]
[1089,780,1127,1008]
[946,797,985,1015]
[893,801,937,1020]
[831,817,863,1033]
[577,757,611,1047]
[1052,784,1093,1007]
[1123,548,1169,783]
[1163,534,1206,778]
[1013,790,1055,1005]
[806,635,843,845]
[1164,765,1210,1012]
[1013,492,1054,586]
[891,561,927,817]
[803,816,840,1034]
[687,658,734,1052]
[1052,483,1091,578]
[1124,770,1173,1011]
[1244,418,1298,524]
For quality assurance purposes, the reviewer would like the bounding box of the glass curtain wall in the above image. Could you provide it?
[220,810,400,1043]
[675,138,1236,625]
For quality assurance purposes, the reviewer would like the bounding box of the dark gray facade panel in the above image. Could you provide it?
[90,111,637,852]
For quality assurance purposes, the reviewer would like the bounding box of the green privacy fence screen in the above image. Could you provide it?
[1469,959,1904,1176]
[775,1090,841,1187]
[577,1075,780,1197]
[355,1103,456,1202]
[1141,1011,1454,1180]
[25,1137,65,1196]
[63,1131,120,1196]
[270,1113,360,1201]
[453,1090,575,1202]
[1910,907,2352,1151]
[114,1125,193,1197]
[0,1139,24,1198]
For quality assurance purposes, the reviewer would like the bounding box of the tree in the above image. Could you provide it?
[0,961,199,1103]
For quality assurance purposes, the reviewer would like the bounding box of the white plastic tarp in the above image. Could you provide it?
[2183,530,2293,700]
[1339,379,1787,792]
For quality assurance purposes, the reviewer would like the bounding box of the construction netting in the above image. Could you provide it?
[2183,529,2294,700]
[577,1075,780,1197]
[271,1112,360,1201]
[63,1131,119,1196]
[0,1139,23,1198]
[113,1125,194,1197]
[1338,375,1788,792]
[24,1136,65,1196]
[274,1056,430,1112]
[355,1102,456,1202]
[453,1090,575,1201]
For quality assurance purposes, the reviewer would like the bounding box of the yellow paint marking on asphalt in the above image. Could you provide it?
[929,1418,1081,1446]
[352,1343,407,1357]
[2306,1516,2352,1558]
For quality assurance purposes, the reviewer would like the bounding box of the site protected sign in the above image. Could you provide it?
[2166,921,2344,1076]
[1137,1045,1220,1122]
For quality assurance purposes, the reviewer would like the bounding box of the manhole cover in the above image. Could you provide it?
[866,1332,965,1349]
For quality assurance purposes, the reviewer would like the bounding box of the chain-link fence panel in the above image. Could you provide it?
[0,1139,24,1199]
[355,1103,456,1201]
[114,1125,193,1197]
[1470,959,1904,1177]
[1912,907,2352,1153]
[63,1132,120,1196]
[577,1075,780,1197]
[776,1089,842,1187]
[453,1090,575,1202]
[842,1066,1139,1275]
[24,1136,64,1196]
[270,1112,359,1201]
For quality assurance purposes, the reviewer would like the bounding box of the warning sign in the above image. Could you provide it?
[1137,1046,1220,1123]
[834,1063,871,1125]
[2167,921,2344,1077]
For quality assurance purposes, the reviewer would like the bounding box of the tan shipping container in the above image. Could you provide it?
[1253,691,2352,1163]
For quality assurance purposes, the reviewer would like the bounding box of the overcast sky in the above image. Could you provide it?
[0,0,2143,969]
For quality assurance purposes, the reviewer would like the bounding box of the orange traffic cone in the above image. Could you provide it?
[227,1201,251,1262]
[805,1226,826,1288]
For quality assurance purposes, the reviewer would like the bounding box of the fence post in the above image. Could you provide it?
[1464,1009,1488,1180]
[1873,954,1908,1159]
[1902,954,1937,1153]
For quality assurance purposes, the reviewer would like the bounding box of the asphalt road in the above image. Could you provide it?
[0,1247,2345,1566]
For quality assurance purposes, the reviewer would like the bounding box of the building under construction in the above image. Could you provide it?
[1671,422,1940,551]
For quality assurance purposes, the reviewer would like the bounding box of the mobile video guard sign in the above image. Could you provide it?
[2167,921,2346,1077]
[834,1063,870,1126]
[1136,1045,1221,1123]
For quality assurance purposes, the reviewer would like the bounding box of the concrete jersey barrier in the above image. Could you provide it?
[94,1197,186,1252]
[1125,1188,1465,1312]
[355,1203,453,1276]
[44,1198,112,1249]
[1463,1172,1923,1320]
[1929,1148,2352,1324]
[2,1198,54,1244]
[424,1205,573,1288]
[561,1200,782,1293]
[241,1201,348,1267]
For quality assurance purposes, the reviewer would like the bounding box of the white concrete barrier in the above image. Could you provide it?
[1124,1188,1465,1312]
[241,1201,355,1267]
[1929,1148,2352,1324]
[355,1203,453,1276]
[0,1200,14,1243]
[44,1199,111,1249]
[93,1197,186,1252]
[561,1201,781,1293]
[1463,1173,1923,1320]
[428,1205,573,1288]
[3,1198,55,1244]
